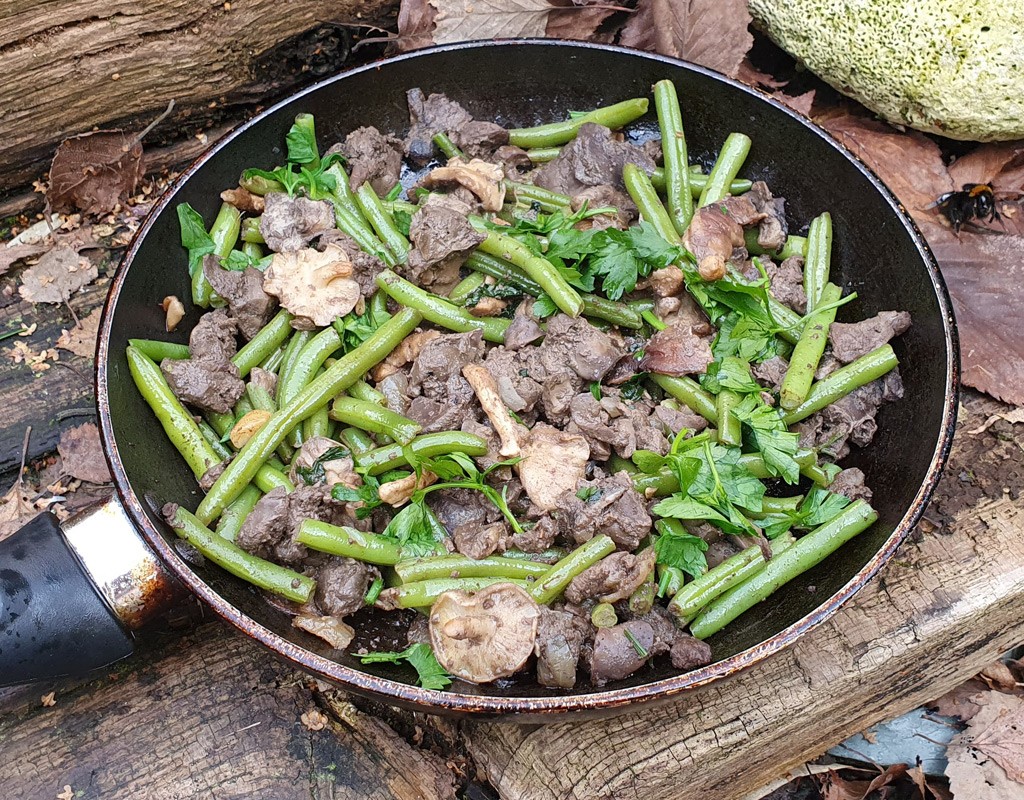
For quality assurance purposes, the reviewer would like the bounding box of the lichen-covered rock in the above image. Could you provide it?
[749,0,1024,141]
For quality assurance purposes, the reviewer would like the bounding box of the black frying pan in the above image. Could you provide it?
[0,41,958,720]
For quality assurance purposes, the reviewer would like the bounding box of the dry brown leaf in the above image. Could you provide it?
[735,57,789,89]
[0,480,36,542]
[929,678,988,721]
[546,0,621,42]
[863,764,908,795]
[18,247,99,305]
[395,0,438,51]
[49,130,144,216]
[968,407,1024,435]
[56,307,102,359]
[817,769,872,800]
[430,0,552,43]
[946,692,1024,795]
[949,142,1024,190]
[0,241,49,277]
[773,89,816,117]
[58,423,112,485]
[819,111,1024,404]
[980,661,1020,692]
[619,0,753,78]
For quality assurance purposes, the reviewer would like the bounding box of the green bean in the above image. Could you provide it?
[339,426,376,455]
[356,183,410,264]
[241,241,264,261]
[204,410,236,440]
[354,431,489,476]
[657,564,685,598]
[348,379,387,406]
[198,420,232,460]
[276,329,316,407]
[128,339,190,361]
[649,374,718,423]
[448,271,486,304]
[234,394,255,419]
[506,181,571,212]
[591,602,618,628]
[192,202,241,308]
[623,163,680,245]
[303,402,332,442]
[716,389,743,446]
[240,217,266,243]
[471,225,583,317]
[383,199,420,216]
[196,308,422,524]
[432,132,465,160]
[375,269,510,343]
[768,297,803,345]
[253,465,294,494]
[747,495,805,519]
[654,80,694,235]
[525,146,560,163]
[631,468,680,497]
[780,283,842,410]
[215,484,262,543]
[233,310,295,377]
[530,535,616,605]
[330,397,421,445]
[394,554,551,584]
[240,173,283,196]
[581,295,643,329]
[324,163,361,218]
[501,547,568,564]
[782,344,899,425]
[743,229,808,260]
[169,505,314,602]
[259,347,285,374]
[127,346,221,480]
[247,383,277,413]
[297,520,405,564]
[698,133,752,207]
[508,98,649,148]
[649,167,752,197]
[282,328,344,446]
[690,501,877,638]
[380,577,531,609]
[804,213,833,314]
[333,202,397,267]
[668,534,796,625]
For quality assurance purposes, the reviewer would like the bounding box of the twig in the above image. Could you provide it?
[130,100,177,149]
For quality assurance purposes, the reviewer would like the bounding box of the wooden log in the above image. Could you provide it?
[0,0,394,189]
[0,621,458,800]
[464,398,1024,800]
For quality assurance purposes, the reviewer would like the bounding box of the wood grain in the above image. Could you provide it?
[0,0,393,188]
[0,622,457,800]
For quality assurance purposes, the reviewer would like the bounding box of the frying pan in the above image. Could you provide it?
[0,40,958,720]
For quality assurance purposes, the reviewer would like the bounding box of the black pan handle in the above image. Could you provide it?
[0,498,181,687]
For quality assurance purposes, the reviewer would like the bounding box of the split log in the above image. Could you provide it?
[0,0,395,190]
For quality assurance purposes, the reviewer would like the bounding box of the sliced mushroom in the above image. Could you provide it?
[429,583,540,683]
[377,470,437,507]
[517,423,589,511]
[292,614,355,650]
[683,204,745,282]
[263,244,362,328]
[462,363,524,458]
[421,157,506,212]
[162,295,185,332]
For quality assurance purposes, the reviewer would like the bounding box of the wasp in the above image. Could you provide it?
[931,183,1000,233]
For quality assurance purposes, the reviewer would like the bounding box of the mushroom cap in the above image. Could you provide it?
[422,158,506,212]
[263,244,362,328]
[517,423,590,511]
[429,582,541,684]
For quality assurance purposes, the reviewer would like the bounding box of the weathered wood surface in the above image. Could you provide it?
[1,395,1021,800]
[0,0,393,188]
[0,622,458,800]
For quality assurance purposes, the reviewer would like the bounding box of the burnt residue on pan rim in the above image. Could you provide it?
[96,39,959,720]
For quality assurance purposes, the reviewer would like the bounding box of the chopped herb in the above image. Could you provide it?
[590,381,603,401]
[358,643,452,690]
[393,209,412,237]
[619,374,648,402]
[241,115,344,201]
[331,475,383,519]
[731,394,801,484]
[576,486,603,502]
[176,203,215,277]
[653,519,709,578]
[464,283,521,308]
[333,302,392,354]
[295,446,350,486]
[623,627,650,658]
[532,294,558,318]
[364,575,384,605]
[220,249,273,272]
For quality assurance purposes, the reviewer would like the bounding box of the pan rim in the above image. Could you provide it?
[96,38,959,718]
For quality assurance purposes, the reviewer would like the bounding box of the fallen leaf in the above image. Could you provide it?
[0,242,49,276]
[968,408,1024,435]
[949,142,1024,190]
[49,129,144,216]
[18,248,99,304]
[819,111,1024,405]
[545,0,622,42]
[980,661,1020,692]
[619,0,753,78]
[735,58,789,89]
[946,692,1024,796]
[56,308,102,359]
[41,691,56,707]
[58,423,112,485]
[0,480,36,542]
[395,0,438,51]
[817,769,872,800]
[430,0,552,43]
[863,764,908,795]
[773,89,816,117]
[929,679,988,722]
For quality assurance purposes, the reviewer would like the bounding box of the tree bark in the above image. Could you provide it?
[0,0,394,189]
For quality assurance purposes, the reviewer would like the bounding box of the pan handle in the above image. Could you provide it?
[0,497,182,687]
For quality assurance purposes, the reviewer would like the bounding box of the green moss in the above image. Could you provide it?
[749,0,1024,141]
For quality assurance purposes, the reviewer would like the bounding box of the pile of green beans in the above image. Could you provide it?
[131,86,910,681]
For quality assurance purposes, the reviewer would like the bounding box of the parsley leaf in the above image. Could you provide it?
[331,475,383,519]
[358,643,452,691]
[379,501,446,557]
[700,356,762,395]
[285,115,320,166]
[333,302,392,354]
[464,283,522,309]
[732,394,801,485]
[653,519,708,578]
[393,209,412,237]
[799,486,852,527]
[532,294,558,318]
[176,203,216,277]
[220,249,273,272]
[295,445,350,486]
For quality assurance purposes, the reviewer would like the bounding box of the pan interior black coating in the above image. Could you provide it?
[100,42,955,709]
